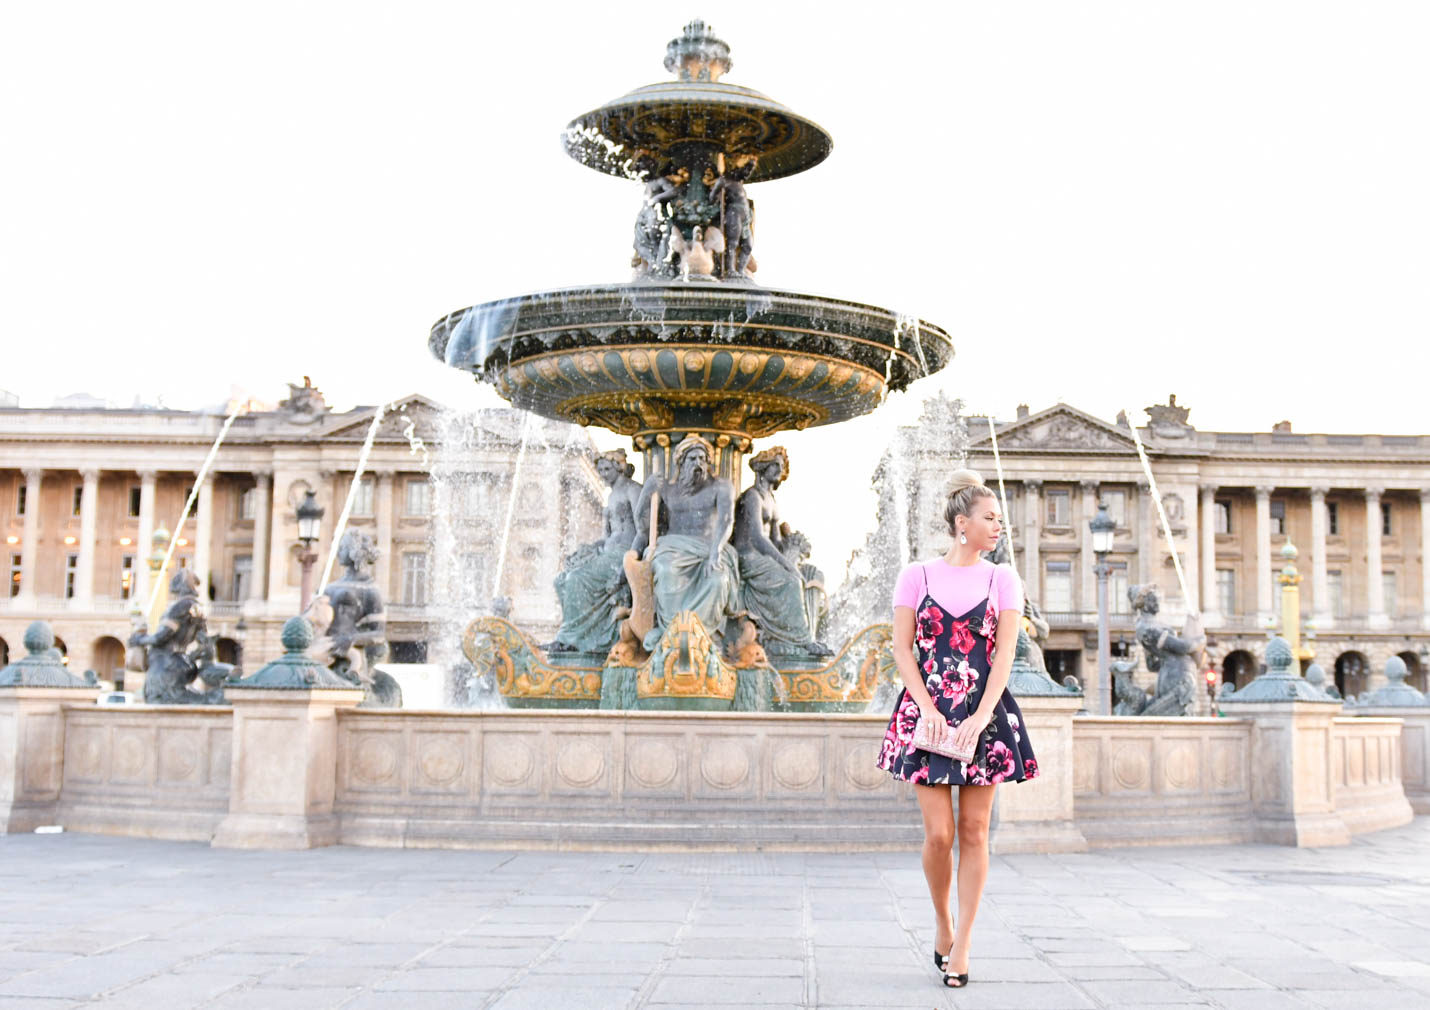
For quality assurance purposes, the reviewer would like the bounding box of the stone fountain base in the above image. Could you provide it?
[462,616,893,713]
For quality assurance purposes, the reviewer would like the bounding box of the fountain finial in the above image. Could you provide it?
[665,20,732,82]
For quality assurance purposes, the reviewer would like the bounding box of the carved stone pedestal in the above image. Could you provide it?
[1354,707,1430,815]
[0,687,97,832]
[990,694,1088,853]
[212,687,363,850]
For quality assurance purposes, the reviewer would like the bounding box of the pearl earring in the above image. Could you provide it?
[958,531,968,545]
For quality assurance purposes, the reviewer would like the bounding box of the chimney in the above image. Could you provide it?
[1016,404,1030,420]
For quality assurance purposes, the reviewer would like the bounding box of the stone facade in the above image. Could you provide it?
[0,389,605,681]
[899,401,1430,698]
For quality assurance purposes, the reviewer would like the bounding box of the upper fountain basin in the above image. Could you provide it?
[431,283,952,439]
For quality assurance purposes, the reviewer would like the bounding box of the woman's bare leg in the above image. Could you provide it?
[949,783,997,976]
[914,783,956,962]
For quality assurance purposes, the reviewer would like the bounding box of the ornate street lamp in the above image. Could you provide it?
[296,491,324,611]
[1090,500,1116,714]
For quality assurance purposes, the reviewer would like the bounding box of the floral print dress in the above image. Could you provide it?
[878,565,1039,787]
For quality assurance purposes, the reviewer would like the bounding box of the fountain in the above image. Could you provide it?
[432,21,951,711]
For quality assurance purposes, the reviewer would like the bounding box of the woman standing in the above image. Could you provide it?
[876,469,1039,989]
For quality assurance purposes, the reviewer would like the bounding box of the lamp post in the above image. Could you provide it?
[296,491,324,612]
[1090,500,1115,714]
[234,616,248,676]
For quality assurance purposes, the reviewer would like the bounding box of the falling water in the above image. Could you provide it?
[490,412,534,599]
[319,403,387,590]
[146,402,245,615]
[1126,414,1195,611]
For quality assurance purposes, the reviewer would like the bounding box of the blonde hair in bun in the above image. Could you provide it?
[943,468,998,535]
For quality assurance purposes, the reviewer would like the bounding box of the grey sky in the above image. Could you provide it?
[5,1,1428,578]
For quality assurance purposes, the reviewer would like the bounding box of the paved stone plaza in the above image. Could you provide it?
[0,820,1427,1010]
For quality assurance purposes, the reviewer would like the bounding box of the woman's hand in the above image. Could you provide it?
[952,707,992,757]
[918,702,949,745]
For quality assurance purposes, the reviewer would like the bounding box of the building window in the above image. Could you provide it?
[521,545,541,591]
[8,553,20,597]
[1383,571,1398,617]
[460,552,487,596]
[1381,502,1392,537]
[1216,569,1235,615]
[401,552,429,605]
[127,486,141,517]
[1103,490,1127,528]
[1327,502,1338,535]
[232,555,252,601]
[1214,500,1231,534]
[72,486,84,516]
[1269,500,1286,536]
[1327,570,1345,618]
[64,554,78,598]
[15,484,26,517]
[119,554,135,600]
[1109,562,1130,614]
[1043,561,1073,611]
[1045,489,1070,527]
[351,476,374,517]
[239,487,257,520]
[404,479,431,516]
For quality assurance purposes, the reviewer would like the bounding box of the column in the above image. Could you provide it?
[1309,486,1331,626]
[1199,484,1218,625]
[1079,480,1098,614]
[248,471,271,604]
[1255,486,1274,622]
[1365,486,1387,628]
[194,473,214,600]
[1021,479,1041,594]
[266,474,296,606]
[73,468,100,608]
[1137,480,1155,586]
[374,469,394,601]
[134,470,157,607]
[14,469,41,606]
[1421,490,1430,631]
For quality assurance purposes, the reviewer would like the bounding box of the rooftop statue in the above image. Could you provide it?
[305,529,399,707]
[548,449,642,654]
[1123,584,1204,716]
[127,568,233,704]
[733,447,831,658]
[631,435,741,653]
[278,375,329,425]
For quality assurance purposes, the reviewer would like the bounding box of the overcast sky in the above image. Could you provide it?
[5,2,1428,578]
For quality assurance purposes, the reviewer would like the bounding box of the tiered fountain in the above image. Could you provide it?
[431,21,952,711]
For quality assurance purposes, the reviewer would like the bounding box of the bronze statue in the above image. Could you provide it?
[304,529,399,707]
[631,434,740,652]
[733,447,831,657]
[1126,584,1204,716]
[549,449,642,653]
[127,568,232,704]
[632,154,684,276]
[710,153,757,276]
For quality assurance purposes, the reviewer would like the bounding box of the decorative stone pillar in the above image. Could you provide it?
[1137,480,1155,586]
[14,468,41,607]
[194,473,214,600]
[1309,486,1331,627]
[247,470,271,608]
[72,468,100,609]
[0,622,96,833]
[1353,656,1430,814]
[1422,490,1430,631]
[1021,479,1041,595]
[134,470,157,608]
[1365,486,1388,629]
[374,469,395,601]
[1079,480,1099,615]
[1219,636,1350,846]
[1255,486,1274,623]
[989,693,1087,854]
[212,618,365,850]
[1198,485,1218,625]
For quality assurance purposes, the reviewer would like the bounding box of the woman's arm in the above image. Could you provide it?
[952,609,1021,756]
[893,605,948,745]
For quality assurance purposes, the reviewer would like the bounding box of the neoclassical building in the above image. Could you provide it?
[0,381,604,682]
[900,398,1429,698]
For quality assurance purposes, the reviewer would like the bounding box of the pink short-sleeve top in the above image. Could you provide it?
[892,558,1025,618]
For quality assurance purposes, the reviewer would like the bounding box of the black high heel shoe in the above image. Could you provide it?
[931,948,949,972]
[942,968,970,988]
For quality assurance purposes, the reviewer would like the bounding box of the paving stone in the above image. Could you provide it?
[649,974,805,1004]
[206,986,362,1009]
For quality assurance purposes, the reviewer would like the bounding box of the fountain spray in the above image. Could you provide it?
[319,402,388,590]
[1126,412,1195,612]
[145,402,246,617]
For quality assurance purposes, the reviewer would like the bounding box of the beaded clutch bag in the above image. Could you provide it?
[912,717,976,763]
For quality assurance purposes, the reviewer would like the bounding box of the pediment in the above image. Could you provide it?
[974,404,1137,452]
[323,395,446,443]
